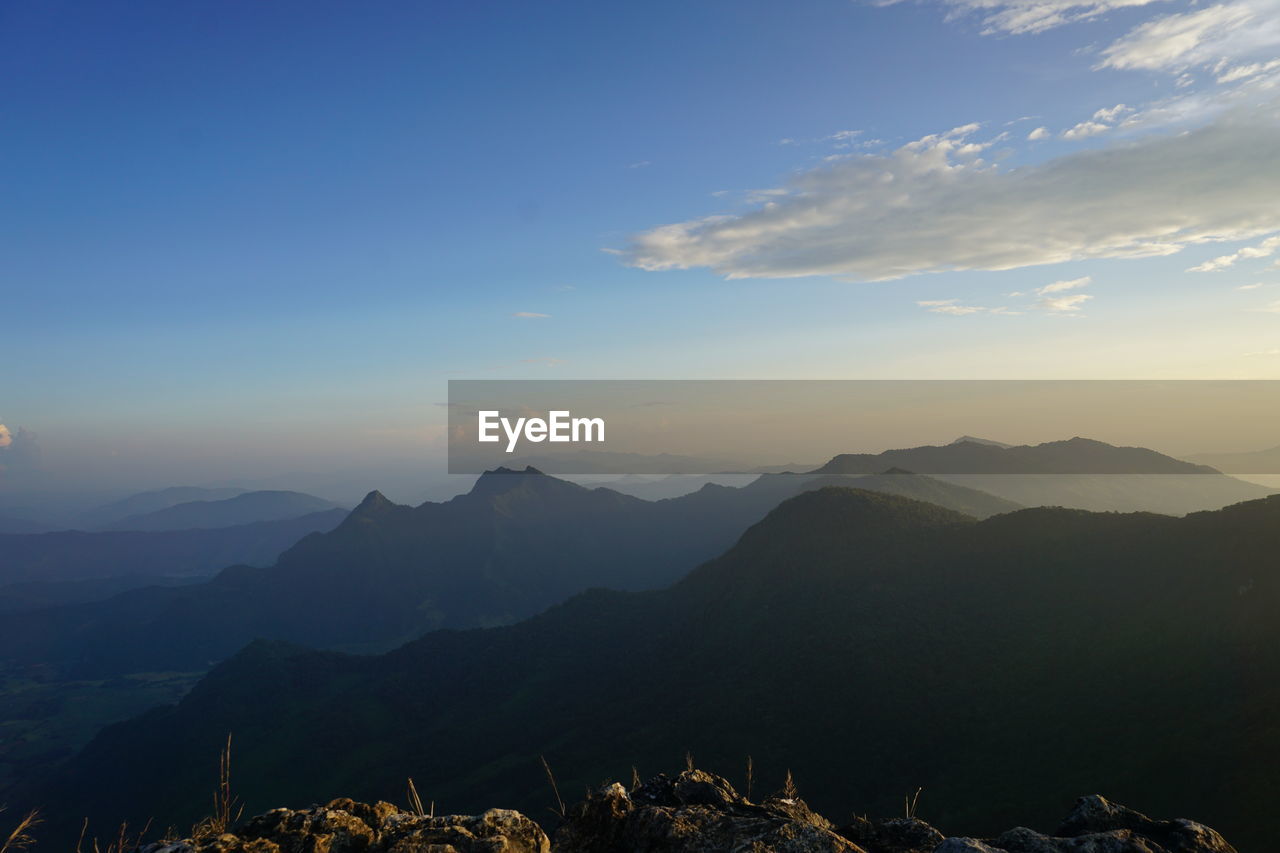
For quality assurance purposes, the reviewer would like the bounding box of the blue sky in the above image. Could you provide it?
[3,0,1280,493]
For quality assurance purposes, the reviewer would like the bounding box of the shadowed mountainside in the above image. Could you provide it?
[0,467,1016,678]
[29,487,1280,849]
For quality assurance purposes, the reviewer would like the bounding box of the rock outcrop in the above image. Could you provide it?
[551,771,1236,853]
[141,798,549,853]
[141,770,1236,853]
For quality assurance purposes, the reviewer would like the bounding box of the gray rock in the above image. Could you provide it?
[138,800,549,853]
[839,815,945,853]
[134,772,1238,853]
[1054,796,1236,853]
[993,825,1161,852]
[552,769,865,852]
[934,839,1007,853]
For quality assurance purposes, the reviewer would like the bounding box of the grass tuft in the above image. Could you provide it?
[539,755,566,819]
[0,808,41,853]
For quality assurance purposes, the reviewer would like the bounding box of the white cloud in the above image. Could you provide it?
[1098,0,1280,73]
[918,299,988,315]
[1036,275,1092,294]
[1094,104,1130,122]
[917,285,1098,316]
[1217,58,1280,82]
[512,312,551,318]
[0,425,40,475]
[882,0,1175,35]
[827,129,864,143]
[1029,276,1094,313]
[1062,105,1132,139]
[1257,299,1280,312]
[916,299,1023,315]
[1245,347,1280,355]
[1188,235,1280,271]
[623,111,1280,281]
[1238,282,1264,289]
[745,187,791,204]
[1062,120,1111,139]
[627,161,652,169]
[1027,126,1051,140]
[1038,292,1094,313]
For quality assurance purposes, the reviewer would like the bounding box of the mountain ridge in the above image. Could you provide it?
[107,490,343,532]
[0,465,1019,678]
[28,486,1280,849]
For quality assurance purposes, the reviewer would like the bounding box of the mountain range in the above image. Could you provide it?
[28,485,1280,850]
[0,509,349,612]
[1,437,1267,680]
[74,486,250,530]
[1187,443,1280,475]
[0,513,57,535]
[812,437,1273,514]
[105,490,343,532]
[0,465,1015,678]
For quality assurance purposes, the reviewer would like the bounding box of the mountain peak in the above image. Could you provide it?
[355,490,392,511]
[484,465,545,475]
[339,490,401,525]
[951,435,1012,448]
[464,465,583,502]
[738,486,974,551]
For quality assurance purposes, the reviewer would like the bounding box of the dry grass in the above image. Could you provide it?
[73,817,152,853]
[406,778,433,818]
[904,787,923,819]
[1,808,41,853]
[539,755,566,819]
[781,769,798,800]
[191,734,242,841]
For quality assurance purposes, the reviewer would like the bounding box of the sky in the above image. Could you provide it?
[3,0,1280,497]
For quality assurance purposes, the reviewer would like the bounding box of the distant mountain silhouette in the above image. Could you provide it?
[0,467,1016,678]
[812,437,1272,513]
[32,488,1280,850]
[0,574,204,614]
[817,437,1216,475]
[741,468,1020,520]
[0,513,56,534]
[1186,444,1280,474]
[76,486,248,529]
[106,490,342,531]
[950,435,1012,448]
[0,509,348,611]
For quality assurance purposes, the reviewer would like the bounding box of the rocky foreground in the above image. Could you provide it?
[143,769,1237,853]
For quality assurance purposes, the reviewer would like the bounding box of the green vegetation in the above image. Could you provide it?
[0,667,200,798]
